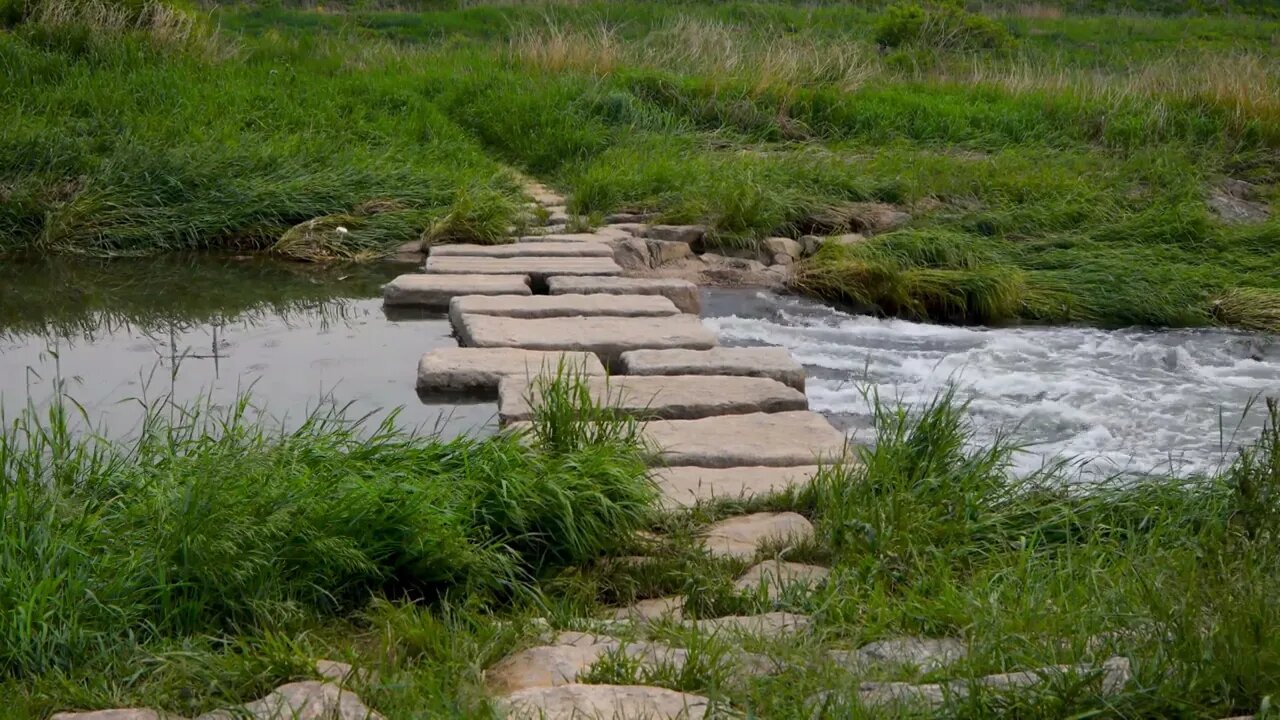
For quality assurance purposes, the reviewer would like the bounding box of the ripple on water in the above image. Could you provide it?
[702,289,1280,479]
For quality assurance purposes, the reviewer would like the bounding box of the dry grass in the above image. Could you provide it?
[1213,288,1280,333]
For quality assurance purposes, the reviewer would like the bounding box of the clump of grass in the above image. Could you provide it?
[1212,287,1280,333]
[425,185,518,246]
[272,206,434,261]
[875,0,1013,51]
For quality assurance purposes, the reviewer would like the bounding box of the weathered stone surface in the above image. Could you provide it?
[498,375,807,424]
[621,347,805,392]
[518,232,614,243]
[315,660,378,687]
[857,657,1131,709]
[430,242,613,258]
[52,712,178,720]
[605,212,655,224]
[832,637,967,674]
[643,411,848,468]
[648,239,693,266]
[425,256,621,284]
[700,512,815,560]
[383,274,530,308]
[449,294,679,327]
[644,225,706,245]
[456,315,717,369]
[500,684,710,720]
[653,465,821,509]
[605,222,648,236]
[548,276,702,314]
[764,237,802,259]
[611,596,685,623]
[689,612,811,639]
[612,237,653,270]
[544,205,571,225]
[734,561,829,600]
[196,681,383,720]
[416,348,605,395]
[486,644,604,694]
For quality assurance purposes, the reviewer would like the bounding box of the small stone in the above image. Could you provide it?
[644,225,706,245]
[772,253,793,266]
[612,237,653,270]
[500,684,710,720]
[195,681,383,720]
[701,512,815,560]
[763,237,802,259]
[733,561,829,600]
[689,612,811,639]
[647,239,693,266]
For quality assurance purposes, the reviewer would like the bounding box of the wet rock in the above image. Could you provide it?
[195,681,384,720]
[733,560,829,600]
[833,637,967,674]
[500,684,710,720]
[701,512,815,560]
[689,611,812,639]
[644,225,706,245]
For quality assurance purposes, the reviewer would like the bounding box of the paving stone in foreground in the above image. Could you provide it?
[831,637,967,674]
[500,684,710,720]
[643,411,848,468]
[456,314,717,369]
[652,465,822,509]
[733,561,830,600]
[611,596,685,623]
[548,276,702,314]
[448,294,679,327]
[426,256,621,284]
[518,232,617,243]
[857,657,1131,710]
[700,512,815,560]
[416,348,605,395]
[430,242,613,258]
[497,375,807,423]
[52,712,175,720]
[487,631,688,695]
[620,347,806,392]
[195,681,384,720]
[688,612,812,640]
[383,274,530,308]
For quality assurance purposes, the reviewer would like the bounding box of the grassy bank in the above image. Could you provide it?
[2,0,1278,329]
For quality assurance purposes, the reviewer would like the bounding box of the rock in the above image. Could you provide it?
[700,512,815,560]
[733,561,829,600]
[389,240,425,264]
[52,712,179,720]
[857,681,950,709]
[643,411,849,468]
[195,681,383,720]
[500,684,710,720]
[647,239,693,266]
[845,203,910,234]
[604,222,647,236]
[604,212,655,224]
[430,242,613,258]
[653,465,822,510]
[619,347,805,392]
[424,256,621,287]
[591,226,635,241]
[643,225,706,245]
[689,612,811,640]
[518,233,606,243]
[547,277,702,314]
[772,253,793,266]
[382,273,530,308]
[1209,183,1270,224]
[455,314,717,370]
[314,660,377,686]
[798,235,823,256]
[612,237,653,270]
[531,191,566,207]
[857,656,1131,710]
[416,348,605,396]
[833,637,967,674]
[611,597,685,623]
[763,237,802,259]
[543,205,571,225]
[449,294,678,325]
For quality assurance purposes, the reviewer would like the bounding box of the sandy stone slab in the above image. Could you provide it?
[487,631,691,694]
[857,657,1131,710]
[500,684,710,720]
[610,597,685,623]
[430,242,613,258]
[688,612,812,640]
[195,681,384,720]
[518,232,617,243]
[449,294,679,328]
[425,256,621,283]
[547,276,702,314]
[383,274,530,308]
[52,712,179,720]
[416,348,605,395]
[643,411,848,468]
[733,561,830,600]
[497,375,807,424]
[832,637,967,674]
[620,347,806,392]
[700,512,815,560]
[653,466,822,509]
[455,314,717,369]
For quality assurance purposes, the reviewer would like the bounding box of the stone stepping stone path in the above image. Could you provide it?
[496,375,808,423]
[456,314,718,370]
[547,276,701,314]
[699,512,815,560]
[652,465,822,510]
[431,241,614,258]
[643,411,848,468]
[449,293,679,324]
[424,256,623,286]
[620,347,806,392]
[500,684,710,720]
[416,348,605,396]
[733,560,831,600]
[383,273,530,308]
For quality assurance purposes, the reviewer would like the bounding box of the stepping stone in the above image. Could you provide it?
[449,294,679,328]
[416,348,605,396]
[500,684,710,720]
[700,512,815,560]
[620,347,806,392]
[425,257,621,286]
[653,466,821,509]
[197,680,385,720]
[455,315,717,370]
[52,713,172,720]
[485,632,688,695]
[734,561,830,600]
[497,375,808,424]
[643,225,706,244]
[610,597,685,623]
[430,242,613,258]
[383,274,530,308]
[857,657,1131,710]
[518,232,617,243]
[643,411,848,468]
[831,637,967,674]
[548,276,702,314]
[314,659,377,686]
[688,612,811,640]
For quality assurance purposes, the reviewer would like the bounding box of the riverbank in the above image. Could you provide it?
[3,0,1277,331]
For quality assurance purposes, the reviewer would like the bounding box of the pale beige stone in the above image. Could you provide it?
[733,561,829,600]
[425,256,621,283]
[763,237,802,259]
[620,347,805,392]
[611,597,685,623]
[643,411,848,468]
[456,314,717,369]
[548,276,701,314]
[500,684,710,720]
[648,239,693,265]
[689,612,811,639]
[643,225,706,244]
[383,274,529,308]
[833,637,967,674]
[498,375,807,423]
[486,634,688,695]
[449,294,678,326]
[52,712,179,720]
[700,512,814,560]
[612,237,652,270]
[653,465,821,509]
[416,348,605,395]
[430,242,612,258]
[195,681,383,720]
[314,660,377,686]
[857,656,1132,710]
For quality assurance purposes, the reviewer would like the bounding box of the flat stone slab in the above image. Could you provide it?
[832,637,968,674]
[548,276,702,314]
[500,684,710,720]
[653,465,821,509]
[688,612,811,640]
[455,315,717,370]
[486,632,687,695]
[430,242,613,258]
[642,411,848,468]
[448,295,679,329]
[734,561,830,600]
[497,375,807,424]
[416,348,604,396]
[610,597,685,623]
[621,347,806,392]
[857,657,1131,709]
[517,232,618,243]
[383,274,530,308]
[700,512,815,560]
[425,256,621,284]
[196,681,385,720]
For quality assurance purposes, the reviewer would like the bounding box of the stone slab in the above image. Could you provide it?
[383,274,530,308]
[455,314,717,370]
[517,232,615,243]
[653,465,821,509]
[547,276,702,314]
[486,633,687,695]
[497,375,808,424]
[416,348,605,396]
[500,684,710,720]
[700,512,815,560]
[448,294,679,330]
[620,347,806,392]
[733,561,830,600]
[425,256,621,284]
[687,612,811,640]
[430,242,613,258]
[642,411,848,468]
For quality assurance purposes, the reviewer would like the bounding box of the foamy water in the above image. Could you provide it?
[703,289,1279,479]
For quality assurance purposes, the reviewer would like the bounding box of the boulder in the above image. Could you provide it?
[500,684,710,720]
[733,561,830,600]
[700,512,815,560]
[647,239,693,266]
